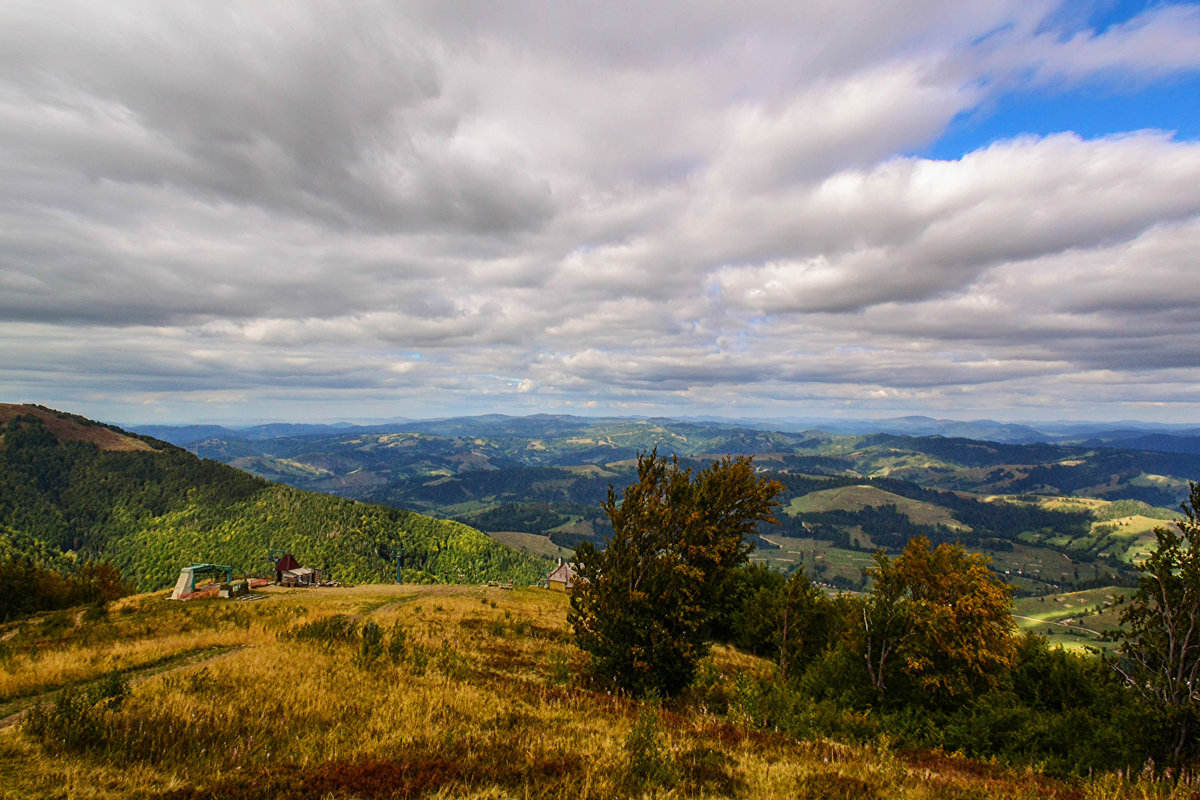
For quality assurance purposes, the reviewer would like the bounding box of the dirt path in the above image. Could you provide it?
[0,644,249,730]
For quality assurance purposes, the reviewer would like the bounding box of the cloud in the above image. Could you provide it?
[1017,3,1200,85]
[713,131,1200,313]
[3,1,1200,422]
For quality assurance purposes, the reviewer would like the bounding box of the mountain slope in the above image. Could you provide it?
[0,405,549,590]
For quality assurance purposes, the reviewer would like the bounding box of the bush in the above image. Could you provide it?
[407,642,430,676]
[354,621,384,669]
[385,622,407,665]
[284,615,360,650]
[623,706,676,790]
[23,672,129,754]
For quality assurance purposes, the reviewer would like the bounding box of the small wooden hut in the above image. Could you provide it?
[547,561,579,591]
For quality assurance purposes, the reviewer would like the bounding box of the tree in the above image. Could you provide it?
[775,567,833,681]
[862,546,911,698]
[863,537,1015,703]
[1117,481,1200,763]
[711,563,834,681]
[568,450,782,696]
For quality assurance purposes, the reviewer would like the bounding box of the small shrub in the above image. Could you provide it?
[386,623,407,665]
[408,642,430,676]
[355,621,384,670]
[284,615,359,650]
[684,661,733,712]
[91,671,131,709]
[623,705,676,790]
[24,687,101,752]
[23,672,129,754]
[436,639,470,680]
[547,652,572,686]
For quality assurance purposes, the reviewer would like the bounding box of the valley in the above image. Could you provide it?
[146,414,1197,605]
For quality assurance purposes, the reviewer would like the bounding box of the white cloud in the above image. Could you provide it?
[713,132,1200,312]
[2,1,1200,423]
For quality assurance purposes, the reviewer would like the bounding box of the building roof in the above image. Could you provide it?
[548,562,576,583]
[276,553,301,571]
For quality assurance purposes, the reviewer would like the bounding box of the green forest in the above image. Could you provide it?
[0,409,550,606]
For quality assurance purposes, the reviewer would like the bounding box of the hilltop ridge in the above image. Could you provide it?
[0,403,156,452]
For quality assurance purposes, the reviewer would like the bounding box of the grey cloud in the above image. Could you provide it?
[407,0,1035,76]
[5,1,1200,422]
[1,1,553,235]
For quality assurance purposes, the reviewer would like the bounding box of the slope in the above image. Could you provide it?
[785,484,967,530]
[0,405,548,591]
[0,583,1120,799]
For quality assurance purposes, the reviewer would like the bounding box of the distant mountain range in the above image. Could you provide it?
[9,401,1196,601]
[134,413,1200,451]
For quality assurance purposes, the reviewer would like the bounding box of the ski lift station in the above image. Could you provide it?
[169,563,233,600]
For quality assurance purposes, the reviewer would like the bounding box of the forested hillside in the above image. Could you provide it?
[0,405,548,591]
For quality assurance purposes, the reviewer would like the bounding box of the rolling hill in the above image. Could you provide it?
[160,416,1200,507]
[0,404,549,591]
[129,413,1200,595]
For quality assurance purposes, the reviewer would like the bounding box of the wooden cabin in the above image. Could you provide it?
[547,561,579,591]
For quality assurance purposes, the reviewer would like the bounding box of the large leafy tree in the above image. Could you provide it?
[863,537,1016,703]
[1117,482,1200,763]
[569,450,782,696]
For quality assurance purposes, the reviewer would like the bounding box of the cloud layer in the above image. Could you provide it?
[2,0,1200,422]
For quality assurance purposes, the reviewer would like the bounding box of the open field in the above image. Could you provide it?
[752,535,876,589]
[1,584,1173,799]
[1014,586,1124,653]
[786,484,966,530]
[486,530,574,561]
[1006,495,1181,565]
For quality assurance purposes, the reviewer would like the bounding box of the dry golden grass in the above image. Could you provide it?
[0,584,1190,799]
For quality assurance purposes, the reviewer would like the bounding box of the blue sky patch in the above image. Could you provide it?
[924,71,1200,160]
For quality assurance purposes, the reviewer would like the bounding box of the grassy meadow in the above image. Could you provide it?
[752,535,876,589]
[1013,587,1123,652]
[2,584,1197,799]
[785,484,966,531]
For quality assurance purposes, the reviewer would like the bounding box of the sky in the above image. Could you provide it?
[3,1,1200,425]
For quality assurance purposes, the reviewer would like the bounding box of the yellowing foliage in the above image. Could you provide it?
[866,537,1016,702]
